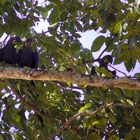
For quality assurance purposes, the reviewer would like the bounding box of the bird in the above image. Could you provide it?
[99,55,113,69]
[1,36,21,65]
[17,38,38,68]
[17,38,39,87]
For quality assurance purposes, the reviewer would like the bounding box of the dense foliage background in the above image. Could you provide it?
[0,0,140,139]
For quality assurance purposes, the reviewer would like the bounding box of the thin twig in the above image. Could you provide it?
[108,64,128,77]
[3,34,9,43]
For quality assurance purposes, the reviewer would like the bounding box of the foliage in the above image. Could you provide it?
[0,0,140,139]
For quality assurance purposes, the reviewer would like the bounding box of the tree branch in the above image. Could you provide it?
[60,102,133,131]
[0,67,140,90]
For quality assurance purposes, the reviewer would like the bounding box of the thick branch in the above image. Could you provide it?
[0,67,140,90]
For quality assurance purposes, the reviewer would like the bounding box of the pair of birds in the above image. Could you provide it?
[0,36,38,69]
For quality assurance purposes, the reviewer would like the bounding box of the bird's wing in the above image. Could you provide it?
[0,48,3,61]
[17,49,22,65]
[34,51,39,69]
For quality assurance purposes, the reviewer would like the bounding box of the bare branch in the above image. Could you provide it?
[0,67,140,90]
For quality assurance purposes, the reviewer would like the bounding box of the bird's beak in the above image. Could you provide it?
[12,40,17,45]
[25,42,28,47]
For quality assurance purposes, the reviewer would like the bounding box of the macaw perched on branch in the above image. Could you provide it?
[18,38,38,69]
[1,36,21,65]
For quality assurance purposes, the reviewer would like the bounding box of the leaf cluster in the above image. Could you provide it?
[0,0,140,140]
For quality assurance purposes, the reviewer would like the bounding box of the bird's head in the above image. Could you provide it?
[99,55,113,68]
[12,36,21,45]
[25,38,32,47]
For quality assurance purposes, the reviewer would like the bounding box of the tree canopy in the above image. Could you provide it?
[0,0,140,139]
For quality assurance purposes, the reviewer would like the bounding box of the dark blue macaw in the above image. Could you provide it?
[18,38,38,68]
[1,36,21,65]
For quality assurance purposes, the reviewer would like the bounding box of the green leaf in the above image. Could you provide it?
[133,92,140,104]
[1,0,140,139]
[80,48,93,61]
[134,73,140,78]
[60,11,68,21]
[87,132,101,140]
[113,54,123,64]
[63,130,80,140]
[74,21,83,31]
[48,7,59,24]
[124,60,135,72]
[79,103,92,112]
[113,21,122,34]
[91,36,106,52]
